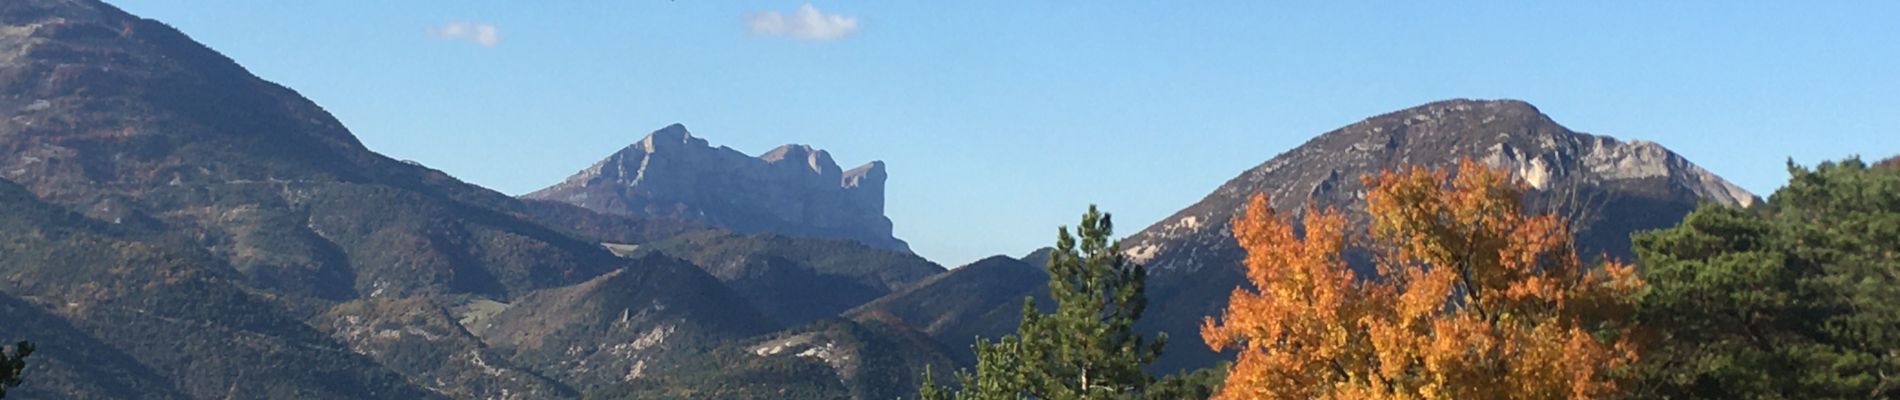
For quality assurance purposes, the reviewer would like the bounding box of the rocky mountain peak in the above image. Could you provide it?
[1125,98,1756,271]
[0,0,367,153]
[844,159,886,178]
[762,143,845,178]
[638,123,704,152]
[527,125,909,252]
[1363,98,1550,128]
[843,161,886,188]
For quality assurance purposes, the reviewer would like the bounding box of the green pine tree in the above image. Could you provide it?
[1,340,31,399]
[920,205,1168,400]
[1141,362,1227,400]
[1630,157,1899,399]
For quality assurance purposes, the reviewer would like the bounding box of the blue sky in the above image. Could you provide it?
[110,1,1900,267]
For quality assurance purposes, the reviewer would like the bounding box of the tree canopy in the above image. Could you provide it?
[1202,159,1644,400]
[1630,157,1899,398]
[1,340,30,399]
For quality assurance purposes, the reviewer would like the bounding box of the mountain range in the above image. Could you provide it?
[0,0,775,397]
[0,0,1770,399]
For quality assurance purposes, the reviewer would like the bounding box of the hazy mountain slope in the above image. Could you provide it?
[513,198,703,245]
[1017,247,1054,271]
[0,0,666,302]
[1120,98,1758,371]
[0,179,441,399]
[634,230,945,325]
[0,293,185,400]
[846,255,1050,357]
[524,125,910,252]
[310,296,577,400]
[592,317,960,400]
[472,255,779,394]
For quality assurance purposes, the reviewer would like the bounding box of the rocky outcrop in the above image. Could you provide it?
[524,125,910,252]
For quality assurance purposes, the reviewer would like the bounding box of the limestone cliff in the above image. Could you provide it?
[524,124,909,252]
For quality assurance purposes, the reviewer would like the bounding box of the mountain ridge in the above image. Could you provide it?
[0,0,661,301]
[523,124,910,252]
[0,1,799,397]
[846,255,1050,359]
[632,229,944,326]
[1124,98,1755,273]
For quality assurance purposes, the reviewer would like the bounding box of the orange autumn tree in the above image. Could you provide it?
[1201,159,1643,400]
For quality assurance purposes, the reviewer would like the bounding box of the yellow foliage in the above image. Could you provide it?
[1202,159,1642,400]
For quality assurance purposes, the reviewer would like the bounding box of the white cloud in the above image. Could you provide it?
[746,3,858,40]
[427,21,501,47]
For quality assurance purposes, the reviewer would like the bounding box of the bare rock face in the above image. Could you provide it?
[1116,98,1759,372]
[525,124,909,252]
